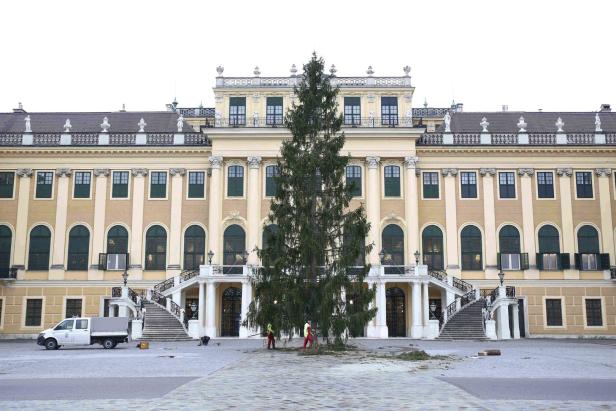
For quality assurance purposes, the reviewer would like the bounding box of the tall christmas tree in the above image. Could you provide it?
[245,54,376,346]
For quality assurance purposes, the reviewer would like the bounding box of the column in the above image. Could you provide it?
[404,156,420,260]
[208,157,223,264]
[410,281,422,338]
[422,282,430,337]
[480,168,498,278]
[198,281,206,334]
[366,280,387,338]
[365,157,381,266]
[512,302,520,339]
[518,168,538,279]
[205,281,217,337]
[89,169,109,280]
[557,168,577,279]
[12,169,32,277]
[49,168,71,280]
[596,168,614,273]
[246,157,262,265]
[496,286,511,339]
[168,168,186,276]
[442,169,459,275]
[239,280,253,337]
[129,168,147,280]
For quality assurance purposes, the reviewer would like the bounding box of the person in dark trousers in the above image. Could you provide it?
[303,320,313,351]
[198,335,210,346]
[267,323,275,350]
[183,306,192,329]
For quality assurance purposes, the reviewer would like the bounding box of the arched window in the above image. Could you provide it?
[577,225,601,271]
[67,225,89,270]
[422,225,443,270]
[461,225,482,270]
[0,226,11,277]
[184,225,205,270]
[261,224,279,251]
[538,225,560,270]
[107,225,128,254]
[382,224,404,270]
[224,225,246,266]
[28,225,51,270]
[499,225,521,270]
[145,225,167,270]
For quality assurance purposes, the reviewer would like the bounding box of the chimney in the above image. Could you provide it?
[600,104,611,112]
[502,105,508,112]
[13,102,26,113]
[456,103,464,112]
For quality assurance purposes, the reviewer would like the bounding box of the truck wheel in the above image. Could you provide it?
[44,338,58,350]
[102,338,115,349]
[111,341,118,348]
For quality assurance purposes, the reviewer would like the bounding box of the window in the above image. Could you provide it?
[65,298,82,318]
[0,226,11,278]
[422,172,439,199]
[265,165,280,197]
[384,166,401,197]
[107,225,128,254]
[344,97,361,126]
[499,225,521,270]
[0,172,15,198]
[145,225,167,270]
[460,171,477,199]
[498,172,515,199]
[422,225,443,270]
[537,225,560,270]
[54,319,74,331]
[229,97,246,126]
[73,171,91,198]
[188,171,205,198]
[227,165,244,197]
[382,225,404,266]
[461,225,483,270]
[223,225,246,265]
[577,225,600,271]
[575,172,593,198]
[537,172,554,199]
[262,224,279,251]
[585,299,603,327]
[346,166,362,197]
[149,172,167,199]
[381,97,398,126]
[545,298,563,326]
[112,171,129,198]
[28,225,51,270]
[266,97,283,126]
[67,225,89,271]
[184,225,205,270]
[75,319,88,329]
[36,171,53,198]
[25,298,42,326]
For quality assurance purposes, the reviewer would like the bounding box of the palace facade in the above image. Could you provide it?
[0,65,615,340]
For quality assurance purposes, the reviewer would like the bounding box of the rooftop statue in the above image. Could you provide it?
[480,117,489,133]
[138,118,147,133]
[444,112,451,133]
[63,119,72,133]
[177,114,184,132]
[595,113,602,132]
[24,115,31,133]
[555,117,564,133]
[100,117,110,133]
[517,116,527,132]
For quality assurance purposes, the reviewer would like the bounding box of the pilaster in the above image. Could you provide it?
[208,157,223,264]
[89,168,109,280]
[168,168,186,276]
[480,168,498,278]
[246,156,262,265]
[596,168,614,271]
[442,168,459,275]
[239,280,253,337]
[518,168,539,279]
[557,168,578,279]
[205,281,217,337]
[410,281,422,338]
[365,156,381,265]
[13,169,32,277]
[129,168,148,279]
[49,168,71,280]
[404,156,419,260]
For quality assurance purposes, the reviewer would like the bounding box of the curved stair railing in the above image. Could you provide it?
[442,289,481,329]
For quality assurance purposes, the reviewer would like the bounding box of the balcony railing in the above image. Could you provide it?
[0,132,210,147]
[222,265,244,275]
[418,132,615,146]
[0,267,18,279]
[216,76,412,89]
[383,265,408,275]
[211,116,417,128]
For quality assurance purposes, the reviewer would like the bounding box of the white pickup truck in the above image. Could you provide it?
[36,317,129,350]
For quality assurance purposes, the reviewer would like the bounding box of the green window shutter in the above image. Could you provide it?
[536,253,543,270]
[600,253,611,270]
[559,253,570,270]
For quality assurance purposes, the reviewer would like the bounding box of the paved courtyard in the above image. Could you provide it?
[0,338,615,409]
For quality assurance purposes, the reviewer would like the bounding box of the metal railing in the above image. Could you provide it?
[128,288,138,304]
[0,267,18,279]
[153,277,175,293]
[111,287,122,298]
[222,265,244,275]
[169,300,181,318]
[212,116,417,128]
[428,269,447,282]
[506,286,516,298]
[0,132,210,147]
[383,265,407,275]
[180,269,199,283]
[418,132,613,146]
[150,289,167,307]
[452,277,473,293]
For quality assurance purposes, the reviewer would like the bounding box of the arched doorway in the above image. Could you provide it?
[221,287,242,337]
[386,287,406,337]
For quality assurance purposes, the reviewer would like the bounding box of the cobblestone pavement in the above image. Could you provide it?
[1,338,615,410]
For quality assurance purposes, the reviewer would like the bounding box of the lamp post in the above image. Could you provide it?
[429,302,437,320]
[207,250,214,265]
[190,301,197,319]
[122,270,128,287]
[498,269,505,286]
[414,250,420,265]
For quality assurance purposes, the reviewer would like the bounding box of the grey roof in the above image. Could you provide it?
[0,111,196,133]
[438,111,616,133]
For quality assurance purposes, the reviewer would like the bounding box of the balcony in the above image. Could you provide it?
[0,132,210,147]
[215,76,412,89]
[209,116,418,129]
[417,132,616,146]
[0,267,17,280]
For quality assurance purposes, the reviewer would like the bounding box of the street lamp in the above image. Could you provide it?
[190,301,197,319]
[414,250,420,265]
[379,249,385,264]
[429,302,437,319]
[122,270,128,287]
[498,269,505,286]
[207,250,214,265]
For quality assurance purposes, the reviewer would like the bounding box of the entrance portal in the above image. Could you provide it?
[221,287,241,336]
[386,287,406,337]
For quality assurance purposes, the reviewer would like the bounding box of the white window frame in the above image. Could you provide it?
[148,170,169,200]
[345,163,365,200]
[22,296,46,329]
[542,296,566,329]
[573,170,595,200]
[381,162,403,199]
[186,170,207,200]
[500,253,521,271]
[535,170,556,200]
[263,162,280,199]
[421,170,441,200]
[458,170,479,200]
[497,170,517,200]
[33,170,55,200]
[110,170,131,200]
[224,162,246,200]
[0,170,16,200]
[63,296,84,318]
[583,296,606,329]
[72,170,93,200]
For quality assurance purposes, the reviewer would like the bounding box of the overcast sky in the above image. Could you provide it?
[1,0,613,113]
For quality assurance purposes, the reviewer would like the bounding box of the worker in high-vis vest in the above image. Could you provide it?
[303,320,313,350]
[267,323,276,350]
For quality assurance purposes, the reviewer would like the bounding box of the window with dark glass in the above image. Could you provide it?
[346,166,362,197]
[545,298,563,326]
[344,97,361,126]
[0,226,11,278]
[107,225,128,254]
[73,171,91,198]
[67,225,89,270]
[498,172,515,199]
[384,166,400,197]
[184,225,205,270]
[422,225,443,270]
[461,225,483,270]
[575,172,593,198]
[25,298,42,326]
[381,97,398,126]
[422,172,439,199]
[499,225,521,270]
[537,171,554,198]
[537,225,560,270]
[577,225,600,271]
[262,224,279,251]
[265,165,280,197]
[188,171,205,198]
[145,225,167,270]
[36,171,53,198]
[65,298,82,318]
[28,225,51,270]
[343,230,366,268]
[382,225,404,266]
[112,171,129,198]
[227,166,244,197]
[0,172,15,198]
[460,171,477,199]
[229,97,246,126]
[585,299,603,326]
[223,225,246,265]
[266,97,283,126]
[150,172,167,198]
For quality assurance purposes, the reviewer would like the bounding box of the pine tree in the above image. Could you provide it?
[245,54,376,347]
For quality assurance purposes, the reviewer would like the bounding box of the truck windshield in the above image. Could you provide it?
[54,320,74,331]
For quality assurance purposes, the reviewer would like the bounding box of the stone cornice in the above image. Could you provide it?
[0,146,211,156]
[416,145,616,155]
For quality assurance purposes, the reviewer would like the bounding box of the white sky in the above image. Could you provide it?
[1,0,614,113]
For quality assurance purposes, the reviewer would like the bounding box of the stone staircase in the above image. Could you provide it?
[437,299,487,340]
[140,301,193,341]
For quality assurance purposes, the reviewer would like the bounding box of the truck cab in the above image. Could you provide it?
[37,317,129,350]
